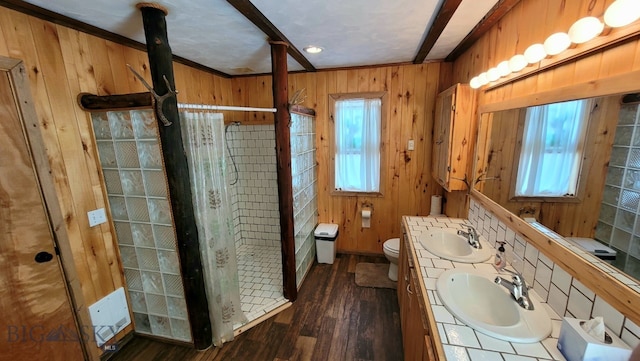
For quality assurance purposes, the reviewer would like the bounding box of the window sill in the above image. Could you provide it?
[331,190,383,197]
[509,195,582,203]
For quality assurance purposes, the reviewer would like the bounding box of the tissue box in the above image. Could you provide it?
[557,317,631,361]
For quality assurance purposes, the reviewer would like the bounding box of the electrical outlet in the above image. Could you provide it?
[408,139,415,151]
[88,208,107,227]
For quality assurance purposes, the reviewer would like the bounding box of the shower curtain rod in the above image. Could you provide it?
[178,103,277,113]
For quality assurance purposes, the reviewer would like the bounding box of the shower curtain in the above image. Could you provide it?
[180,111,246,346]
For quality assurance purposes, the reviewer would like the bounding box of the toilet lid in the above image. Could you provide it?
[383,238,400,253]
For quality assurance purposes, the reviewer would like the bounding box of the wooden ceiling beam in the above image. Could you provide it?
[445,0,521,62]
[413,0,462,64]
[226,0,316,72]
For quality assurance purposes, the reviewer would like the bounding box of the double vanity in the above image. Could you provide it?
[399,215,565,361]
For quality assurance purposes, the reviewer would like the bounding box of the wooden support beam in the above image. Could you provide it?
[413,0,462,63]
[137,3,212,350]
[445,0,521,62]
[227,0,316,72]
[271,40,297,301]
[77,92,153,111]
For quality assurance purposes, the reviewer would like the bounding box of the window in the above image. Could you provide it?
[514,99,592,198]
[330,92,386,194]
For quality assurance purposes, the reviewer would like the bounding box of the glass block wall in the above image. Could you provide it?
[91,110,192,342]
[597,102,640,280]
[291,112,318,287]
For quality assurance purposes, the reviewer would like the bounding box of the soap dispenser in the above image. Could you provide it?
[494,241,507,271]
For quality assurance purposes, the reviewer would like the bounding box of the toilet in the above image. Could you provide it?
[383,238,400,281]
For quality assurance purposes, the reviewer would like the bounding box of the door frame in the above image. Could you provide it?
[1,56,90,360]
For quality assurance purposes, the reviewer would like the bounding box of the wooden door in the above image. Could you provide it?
[0,69,84,360]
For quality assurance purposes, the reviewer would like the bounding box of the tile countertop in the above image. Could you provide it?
[403,216,567,361]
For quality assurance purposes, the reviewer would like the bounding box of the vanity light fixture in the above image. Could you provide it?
[468,0,640,90]
[543,32,571,56]
[524,43,547,64]
[303,46,323,54]
[478,72,489,86]
[604,0,640,28]
[508,54,528,73]
[569,17,605,44]
[497,61,511,77]
[487,67,500,82]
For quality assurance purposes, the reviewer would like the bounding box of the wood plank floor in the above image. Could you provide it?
[108,254,403,361]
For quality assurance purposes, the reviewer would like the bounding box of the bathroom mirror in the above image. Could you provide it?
[473,91,640,285]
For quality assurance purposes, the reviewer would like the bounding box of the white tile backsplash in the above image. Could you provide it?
[593,296,625,334]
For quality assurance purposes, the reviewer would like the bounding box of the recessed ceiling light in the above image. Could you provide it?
[303,46,323,54]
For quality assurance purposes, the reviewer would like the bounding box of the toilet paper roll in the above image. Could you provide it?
[430,195,442,215]
[362,209,371,228]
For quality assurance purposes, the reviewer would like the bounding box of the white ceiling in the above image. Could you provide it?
[23,0,499,76]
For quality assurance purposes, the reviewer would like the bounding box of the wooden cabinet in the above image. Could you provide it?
[432,83,474,191]
[399,233,439,361]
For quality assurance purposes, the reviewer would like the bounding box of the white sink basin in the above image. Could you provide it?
[436,269,552,343]
[418,228,492,263]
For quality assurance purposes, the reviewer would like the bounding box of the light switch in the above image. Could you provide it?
[88,208,107,227]
[408,139,415,151]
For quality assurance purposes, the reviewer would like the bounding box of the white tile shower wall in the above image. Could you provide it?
[91,110,191,343]
[226,125,281,247]
[468,198,640,349]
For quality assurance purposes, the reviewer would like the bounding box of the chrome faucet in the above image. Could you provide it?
[494,269,534,310]
[457,225,481,249]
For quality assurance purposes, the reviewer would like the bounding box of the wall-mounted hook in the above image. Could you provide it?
[127,64,177,126]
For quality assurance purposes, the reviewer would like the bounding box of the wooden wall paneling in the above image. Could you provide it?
[29,16,113,297]
[0,21,8,55]
[397,65,418,220]
[599,40,637,79]
[87,38,118,96]
[106,39,132,95]
[56,26,126,307]
[122,46,149,93]
[1,9,100,303]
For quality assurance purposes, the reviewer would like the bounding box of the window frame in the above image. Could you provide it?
[508,100,596,203]
[329,91,388,197]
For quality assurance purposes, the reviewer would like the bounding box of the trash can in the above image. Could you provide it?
[315,223,339,264]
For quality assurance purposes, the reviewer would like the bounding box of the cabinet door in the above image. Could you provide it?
[405,269,426,361]
[432,90,452,188]
[431,83,473,192]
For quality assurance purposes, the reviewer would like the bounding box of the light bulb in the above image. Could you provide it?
[478,72,489,86]
[497,61,511,77]
[604,0,640,28]
[303,46,323,54]
[487,68,500,82]
[524,44,547,64]
[544,32,571,56]
[569,17,604,44]
[470,76,482,89]
[509,54,527,72]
